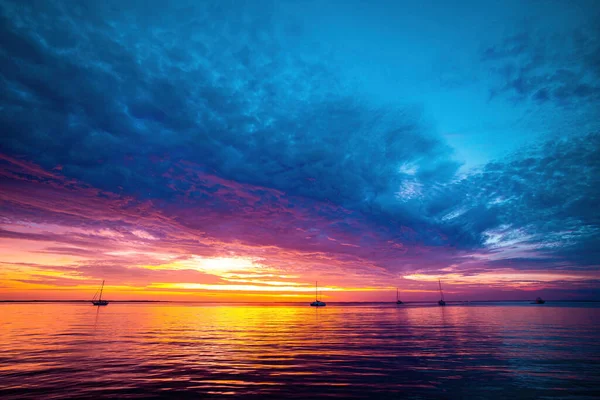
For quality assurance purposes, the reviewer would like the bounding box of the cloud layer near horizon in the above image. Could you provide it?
[0,0,598,300]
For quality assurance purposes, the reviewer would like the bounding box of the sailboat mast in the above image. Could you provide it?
[438,279,444,300]
[99,280,105,302]
[396,288,399,301]
[315,281,318,301]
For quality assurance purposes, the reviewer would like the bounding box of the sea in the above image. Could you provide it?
[0,302,598,399]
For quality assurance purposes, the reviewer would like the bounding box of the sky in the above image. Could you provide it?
[0,0,599,301]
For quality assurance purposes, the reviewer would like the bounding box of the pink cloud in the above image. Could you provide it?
[1,154,595,301]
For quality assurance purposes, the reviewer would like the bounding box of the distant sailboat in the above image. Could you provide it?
[438,279,446,306]
[310,281,326,307]
[91,280,109,306]
[534,297,545,304]
[396,288,403,305]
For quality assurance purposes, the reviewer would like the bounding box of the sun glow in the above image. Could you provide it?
[146,256,263,275]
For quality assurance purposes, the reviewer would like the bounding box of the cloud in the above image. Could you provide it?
[0,0,598,299]
[481,26,600,107]
[0,1,462,253]
[431,132,600,269]
[0,153,455,276]
[0,0,460,212]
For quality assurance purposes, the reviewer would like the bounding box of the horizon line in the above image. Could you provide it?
[1,299,599,303]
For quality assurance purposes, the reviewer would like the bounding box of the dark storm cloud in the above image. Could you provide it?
[482,24,600,106]
[0,0,462,252]
[0,0,458,216]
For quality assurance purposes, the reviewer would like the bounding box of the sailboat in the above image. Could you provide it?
[396,288,403,305]
[310,281,326,307]
[534,297,545,304]
[437,279,446,306]
[91,280,109,306]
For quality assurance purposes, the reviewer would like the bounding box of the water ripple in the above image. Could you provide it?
[0,303,599,399]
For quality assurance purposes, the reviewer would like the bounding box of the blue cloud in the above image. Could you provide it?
[0,1,459,217]
[433,132,600,268]
[482,26,600,107]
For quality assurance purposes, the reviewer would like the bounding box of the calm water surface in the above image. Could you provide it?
[0,303,598,399]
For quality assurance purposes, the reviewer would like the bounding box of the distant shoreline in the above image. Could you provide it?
[1,300,598,304]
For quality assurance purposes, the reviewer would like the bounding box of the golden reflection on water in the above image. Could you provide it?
[0,303,599,399]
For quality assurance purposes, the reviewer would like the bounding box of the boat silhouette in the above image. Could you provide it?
[310,281,326,307]
[91,280,109,306]
[438,279,446,306]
